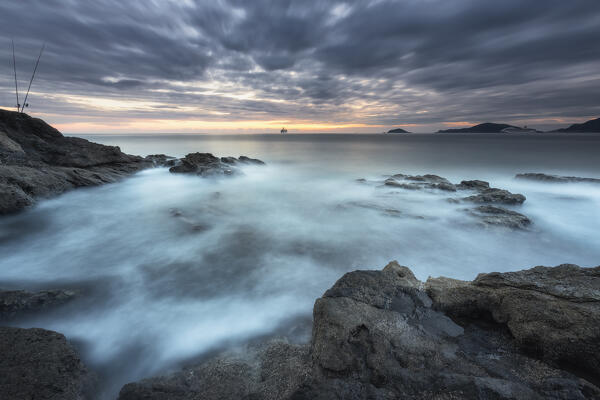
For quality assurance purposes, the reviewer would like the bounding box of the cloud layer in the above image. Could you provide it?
[1,0,599,132]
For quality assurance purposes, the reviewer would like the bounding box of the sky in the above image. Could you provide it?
[0,0,599,134]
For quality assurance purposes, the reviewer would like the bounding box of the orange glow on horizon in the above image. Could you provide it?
[52,118,386,134]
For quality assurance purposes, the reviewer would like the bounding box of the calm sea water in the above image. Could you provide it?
[1,133,599,398]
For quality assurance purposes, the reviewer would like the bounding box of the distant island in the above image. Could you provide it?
[553,117,600,133]
[437,123,537,133]
[387,128,410,133]
[437,118,600,133]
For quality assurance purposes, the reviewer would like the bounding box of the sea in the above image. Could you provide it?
[1,132,599,398]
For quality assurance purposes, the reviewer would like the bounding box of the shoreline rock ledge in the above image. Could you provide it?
[0,110,265,214]
[118,262,600,400]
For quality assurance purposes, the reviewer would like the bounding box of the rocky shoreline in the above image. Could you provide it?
[0,110,264,214]
[3,262,597,399]
[1,112,599,399]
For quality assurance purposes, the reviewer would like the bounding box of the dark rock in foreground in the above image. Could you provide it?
[0,109,155,215]
[118,262,600,400]
[516,173,600,184]
[0,288,76,320]
[0,326,93,399]
[169,153,265,176]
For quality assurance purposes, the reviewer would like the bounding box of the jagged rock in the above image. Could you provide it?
[515,173,600,184]
[118,262,600,399]
[238,155,265,165]
[145,154,177,167]
[468,205,531,229]
[0,326,93,399]
[426,264,600,385]
[0,289,76,320]
[457,179,491,190]
[118,340,311,400]
[169,153,265,176]
[463,188,526,205]
[0,110,154,214]
[384,174,457,191]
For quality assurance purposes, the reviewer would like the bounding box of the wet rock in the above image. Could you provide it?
[0,110,153,214]
[426,264,600,385]
[515,173,600,184]
[169,153,265,176]
[0,326,93,399]
[145,154,177,167]
[118,340,311,400]
[463,188,526,204]
[384,174,457,191]
[119,262,600,399]
[457,179,490,190]
[238,155,266,165]
[468,205,532,229]
[220,156,238,164]
[0,289,76,320]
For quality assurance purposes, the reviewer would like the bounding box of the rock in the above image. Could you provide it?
[468,205,532,229]
[119,262,600,399]
[457,179,491,190]
[118,340,311,400]
[238,155,266,165]
[0,289,76,320]
[0,110,154,214]
[0,326,93,399]
[515,173,600,184]
[145,154,177,167]
[220,156,238,164]
[463,188,526,204]
[169,153,265,176]
[426,264,600,385]
[384,174,457,191]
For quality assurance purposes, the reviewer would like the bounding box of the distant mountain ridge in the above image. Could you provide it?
[437,123,517,133]
[553,117,600,133]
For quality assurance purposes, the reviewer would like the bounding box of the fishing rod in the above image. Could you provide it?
[20,43,45,113]
[12,39,20,112]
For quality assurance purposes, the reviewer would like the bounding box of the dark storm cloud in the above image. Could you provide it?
[0,0,599,130]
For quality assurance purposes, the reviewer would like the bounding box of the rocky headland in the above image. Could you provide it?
[0,110,264,214]
[115,262,600,400]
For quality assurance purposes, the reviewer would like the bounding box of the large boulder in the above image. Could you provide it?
[426,264,600,383]
[0,326,93,399]
[118,262,600,399]
[0,110,153,214]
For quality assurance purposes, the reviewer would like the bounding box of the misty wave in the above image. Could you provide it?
[1,159,600,398]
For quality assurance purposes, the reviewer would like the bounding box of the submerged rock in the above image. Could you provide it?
[119,340,311,400]
[0,326,93,399]
[0,288,76,320]
[468,205,531,229]
[118,262,600,399]
[515,173,600,184]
